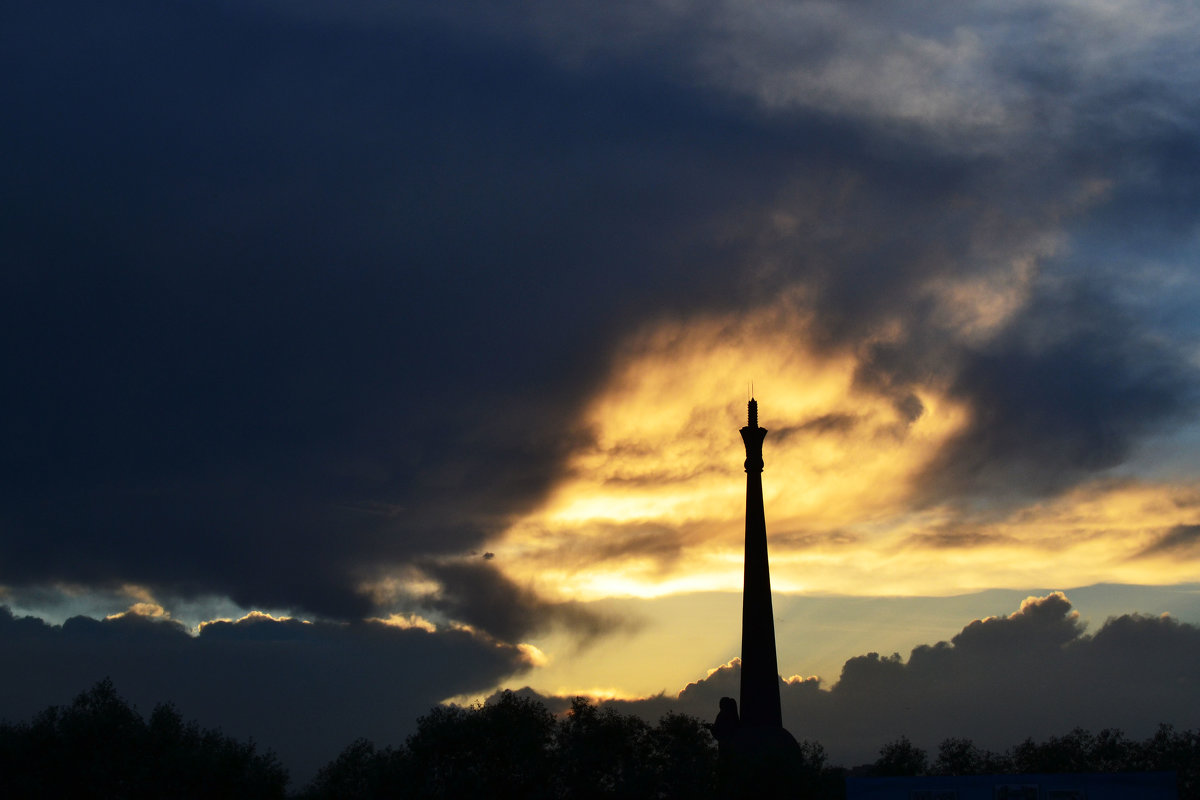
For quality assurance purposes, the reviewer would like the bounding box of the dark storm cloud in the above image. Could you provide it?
[0,0,1021,622]
[0,1,797,623]
[796,593,1200,761]
[501,521,693,573]
[773,413,860,441]
[0,606,533,784]
[4,0,1200,630]
[575,522,693,565]
[729,149,1200,510]
[1,0,642,620]
[825,594,1199,756]
[419,560,631,644]
[1139,524,1200,558]
[917,286,1199,501]
[517,593,1200,765]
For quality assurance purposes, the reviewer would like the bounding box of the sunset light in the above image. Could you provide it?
[5,0,1200,788]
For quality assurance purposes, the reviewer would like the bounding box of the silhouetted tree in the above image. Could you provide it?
[934,737,1010,775]
[1004,724,1199,798]
[306,695,719,800]
[935,737,983,775]
[556,696,657,798]
[1089,727,1133,773]
[872,735,928,777]
[142,701,289,799]
[0,679,287,799]
[923,725,1200,798]
[303,697,1200,800]
[791,738,835,798]
[403,690,556,800]
[644,711,718,799]
[300,738,410,800]
[1011,727,1097,774]
[1138,724,1200,799]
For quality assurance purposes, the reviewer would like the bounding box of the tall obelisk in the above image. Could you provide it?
[739,397,783,728]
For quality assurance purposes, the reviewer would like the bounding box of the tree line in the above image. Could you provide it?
[869,728,1199,797]
[0,679,287,799]
[1,680,1196,798]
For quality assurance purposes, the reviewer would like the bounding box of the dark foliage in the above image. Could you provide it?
[792,738,840,799]
[404,691,558,800]
[301,692,723,800]
[302,693,841,800]
[934,736,1011,775]
[13,680,1195,799]
[304,695,1200,799]
[300,738,406,800]
[301,692,721,799]
[872,726,1200,799]
[871,735,928,777]
[0,678,288,799]
[651,711,726,799]
[1008,725,1200,798]
[555,696,656,798]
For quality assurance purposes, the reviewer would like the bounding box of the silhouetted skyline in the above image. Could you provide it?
[4,0,1200,783]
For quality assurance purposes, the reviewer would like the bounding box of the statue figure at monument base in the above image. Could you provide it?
[711,697,805,800]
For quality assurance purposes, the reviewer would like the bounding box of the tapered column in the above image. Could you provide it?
[739,398,783,728]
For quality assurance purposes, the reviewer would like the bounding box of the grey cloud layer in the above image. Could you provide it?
[417,560,633,644]
[525,593,1200,765]
[0,607,531,785]
[2,0,1200,630]
[1140,524,1200,557]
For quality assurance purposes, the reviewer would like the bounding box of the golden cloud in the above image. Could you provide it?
[486,306,1200,601]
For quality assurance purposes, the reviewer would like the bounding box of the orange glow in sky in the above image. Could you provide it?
[485,305,1200,610]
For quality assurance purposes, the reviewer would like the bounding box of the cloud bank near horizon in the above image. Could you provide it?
[509,593,1200,765]
[4,592,1196,782]
[0,605,534,784]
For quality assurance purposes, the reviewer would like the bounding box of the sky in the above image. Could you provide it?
[3,0,1200,784]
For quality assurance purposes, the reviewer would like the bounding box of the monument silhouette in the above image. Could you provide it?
[718,397,803,798]
[739,396,783,728]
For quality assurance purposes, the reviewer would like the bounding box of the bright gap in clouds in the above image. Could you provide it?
[486,303,1200,607]
[468,281,1200,703]
[490,302,970,601]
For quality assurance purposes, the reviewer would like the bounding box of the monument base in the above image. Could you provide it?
[720,725,806,799]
